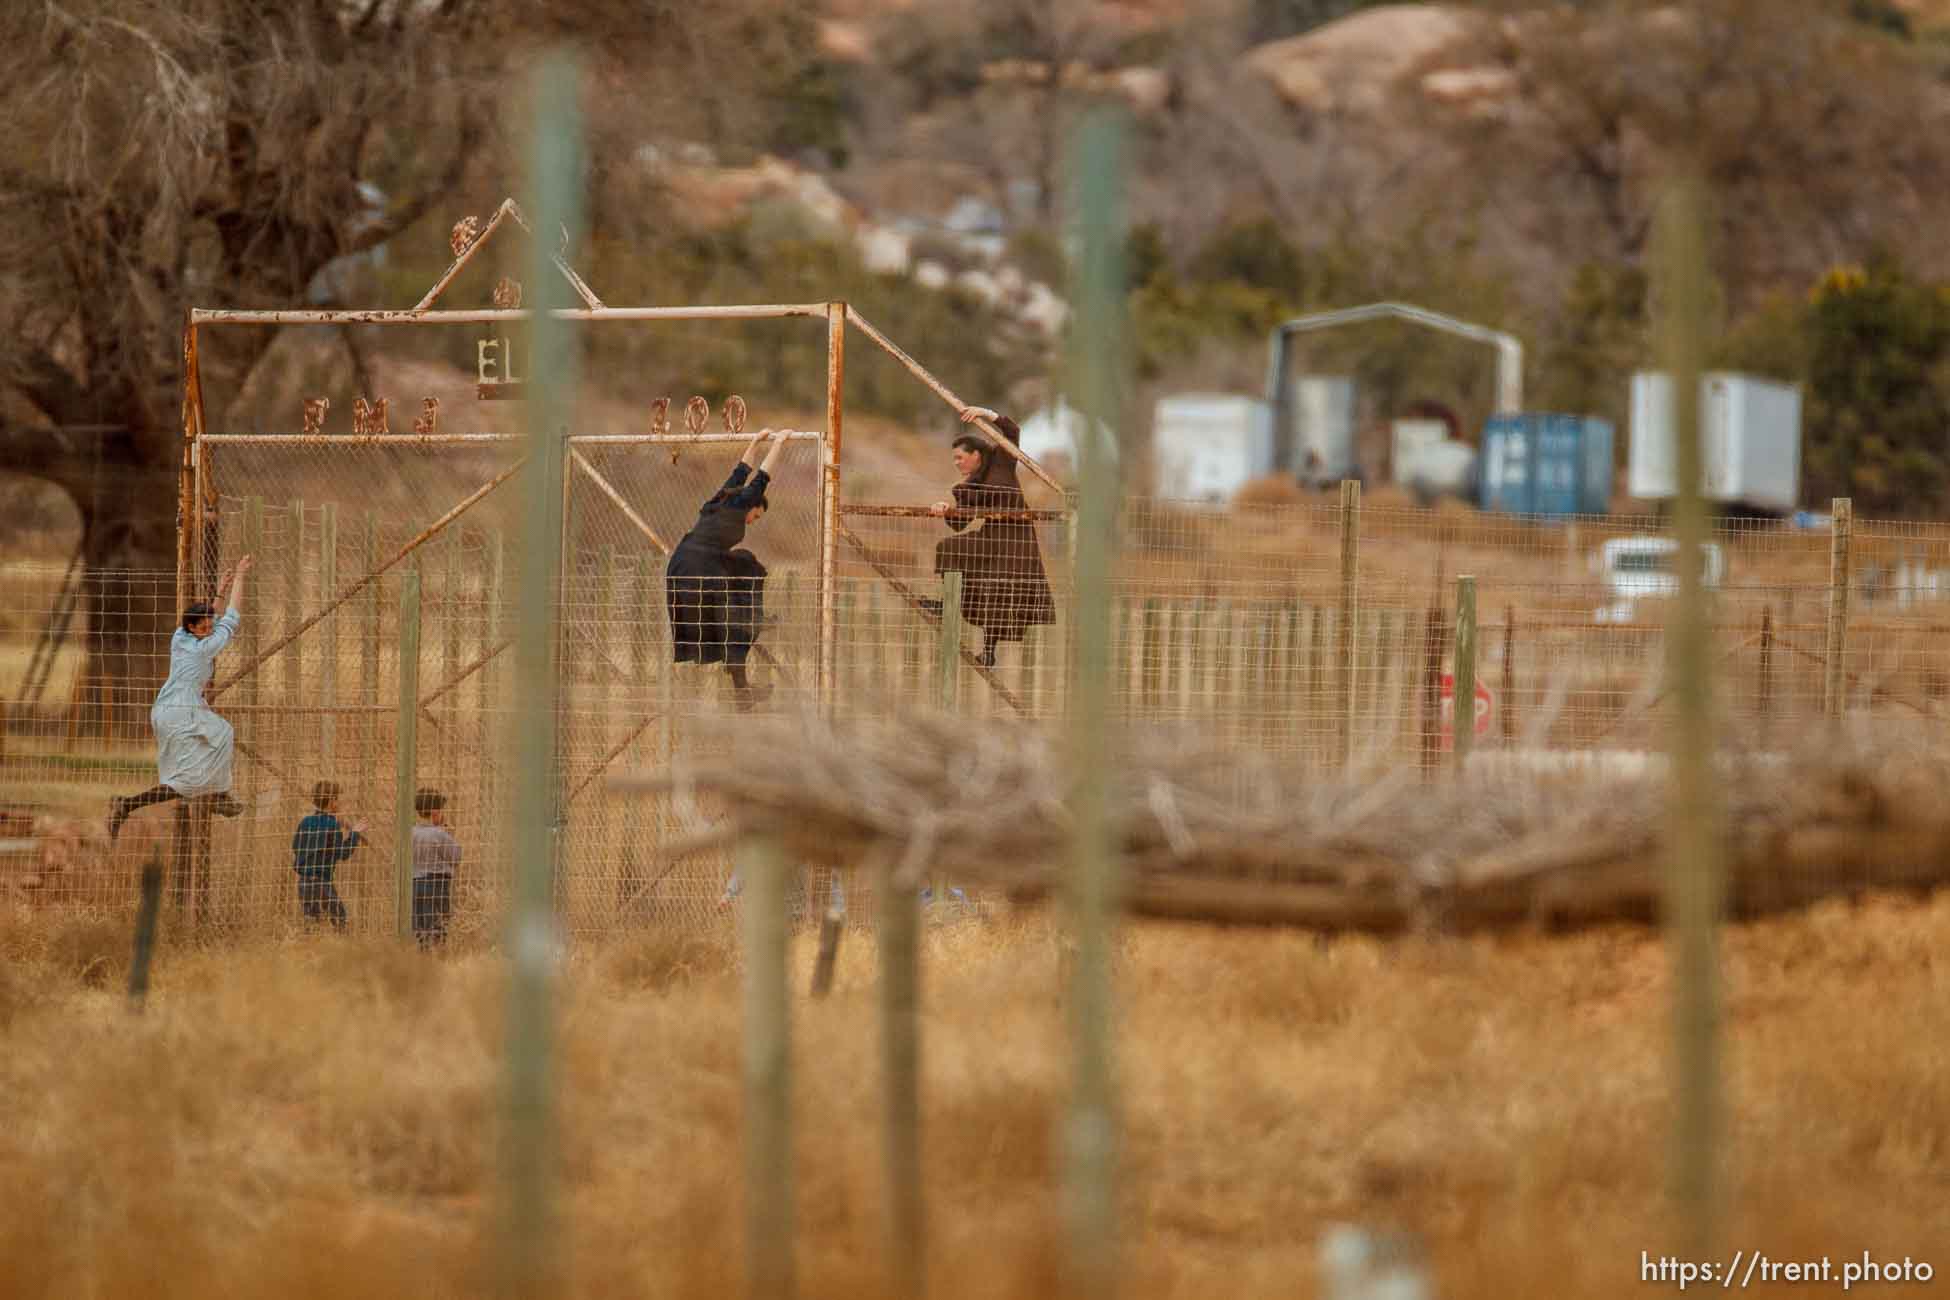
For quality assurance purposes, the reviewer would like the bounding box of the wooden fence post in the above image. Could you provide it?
[1452,576,1477,772]
[127,858,163,1011]
[1207,597,1231,740]
[483,529,504,856]
[443,521,463,784]
[280,496,304,798]
[365,511,383,853]
[1336,479,1360,770]
[1501,605,1516,744]
[1019,603,1040,712]
[658,571,676,847]
[245,498,264,717]
[321,501,339,770]
[1420,604,1446,778]
[1823,497,1852,720]
[866,583,887,706]
[191,781,213,926]
[1181,597,1202,718]
[781,571,800,679]
[741,832,795,1300]
[244,498,264,810]
[822,300,845,706]
[836,581,854,703]
[394,569,420,940]
[1141,597,1162,714]
[878,854,923,1297]
[599,546,621,908]
[935,570,963,711]
[285,498,305,705]
[171,802,191,916]
[1273,601,1295,747]
[1757,605,1774,742]
[1306,601,1327,764]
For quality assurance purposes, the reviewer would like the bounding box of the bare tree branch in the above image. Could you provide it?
[0,425,124,492]
[6,347,92,428]
[345,111,486,257]
[338,324,374,401]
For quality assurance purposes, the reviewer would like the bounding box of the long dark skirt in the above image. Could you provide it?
[934,522,1056,645]
[666,543,768,667]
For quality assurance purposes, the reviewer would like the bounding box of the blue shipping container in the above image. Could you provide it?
[1478,413,1614,517]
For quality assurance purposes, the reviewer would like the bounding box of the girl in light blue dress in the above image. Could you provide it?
[109,555,255,840]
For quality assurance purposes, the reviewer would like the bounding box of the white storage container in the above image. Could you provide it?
[1288,375,1357,484]
[1152,394,1275,502]
[1629,372,1802,513]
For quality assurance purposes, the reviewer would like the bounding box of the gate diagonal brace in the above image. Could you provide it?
[210,460,525,700]
[1585,624,1933,747]
[564,712,661,810]
[1767,630,1934,717]
[836,519,1028,717]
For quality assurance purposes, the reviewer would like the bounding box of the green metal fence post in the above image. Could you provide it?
[394,570,420,940]
[935,570,963,711]
[1452,575,1477,772]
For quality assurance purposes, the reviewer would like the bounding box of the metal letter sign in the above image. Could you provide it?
[477,334,527,400]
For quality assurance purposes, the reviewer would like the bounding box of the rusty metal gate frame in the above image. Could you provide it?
[176,200,1066,916]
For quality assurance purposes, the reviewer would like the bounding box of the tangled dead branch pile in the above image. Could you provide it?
[613,716,1950,934]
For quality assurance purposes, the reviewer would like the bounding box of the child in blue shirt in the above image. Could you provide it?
[292,780,366,929]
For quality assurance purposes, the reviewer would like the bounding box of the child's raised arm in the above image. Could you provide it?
[758,427,788,476]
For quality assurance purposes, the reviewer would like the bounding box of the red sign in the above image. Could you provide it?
[1438,673,1494,750]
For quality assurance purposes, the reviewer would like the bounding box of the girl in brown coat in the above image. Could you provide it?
[923,406,1056,667]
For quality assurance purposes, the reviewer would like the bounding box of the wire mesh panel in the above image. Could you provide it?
[21,474,1949,937]
[557,433,826,933]
[193,438,528,935]
[2,568,180,911]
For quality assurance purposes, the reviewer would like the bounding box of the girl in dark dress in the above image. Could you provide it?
[924,405,1057,667]
[667,427,786,710]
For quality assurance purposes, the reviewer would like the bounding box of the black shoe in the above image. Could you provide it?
[973,646,996,669]
[107,796,131,842]
[918,597,943,617]
[211,793,245,818]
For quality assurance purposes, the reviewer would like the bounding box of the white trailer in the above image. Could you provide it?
[1629,371,1802,513]
[1015,399,1117,477]
[1152,393,1274,502]
[1289,375,1357,485]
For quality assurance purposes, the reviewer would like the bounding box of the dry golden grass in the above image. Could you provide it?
[2,896,1947,1298]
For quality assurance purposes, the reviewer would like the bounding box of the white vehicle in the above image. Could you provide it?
[1592,537,1725,623]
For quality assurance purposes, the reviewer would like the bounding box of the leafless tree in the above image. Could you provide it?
[1429,0,1950,309]
[867,0,1131,225]
[0,0,797,704]
[0,1,492,701]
